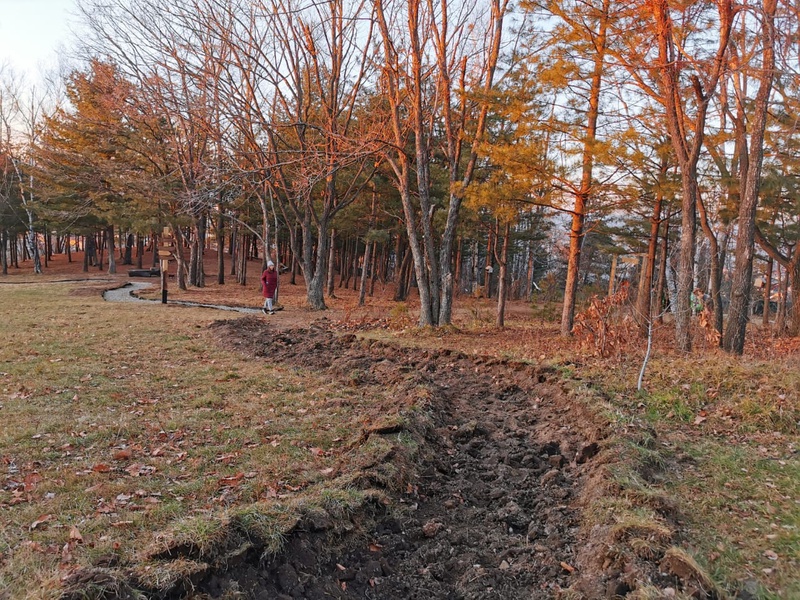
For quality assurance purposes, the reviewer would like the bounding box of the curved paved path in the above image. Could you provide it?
[103,281,262,314]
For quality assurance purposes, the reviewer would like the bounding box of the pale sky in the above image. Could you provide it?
[0,0,78,82]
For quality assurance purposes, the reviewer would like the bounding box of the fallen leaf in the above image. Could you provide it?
[368,543,383,552]
[30,514,54,530]
[218,472,245,487]
[693,415,707,426]
[24,473,43,492]
[764,550,778,561]
[125,463,155,476]
[320,467,334,476]
[69,526,83,543]
[92,463,112,473]
[113,449,132,461]
[216,452,239,463]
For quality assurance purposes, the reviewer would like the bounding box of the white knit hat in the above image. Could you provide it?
[267,261,275,267]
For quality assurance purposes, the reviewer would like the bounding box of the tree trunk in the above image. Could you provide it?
[136,235,144,269]
[561,0,609,337]
[359,237,372,306]
[229,218,238,277]
[395,246,412,302]
[697,196,724,341]
[327,229,337,298]
[1,230,7,275]
[649,0,733,351]
[722,0,778,354]
[496,222,511,327]
[236,233,248,286]
[351,242,360,291]
[173,226,188,290]
[655,216,670,324]
[290,225,299,285]
[107,227,118,274]
[637,171,665,335]
[189,216,206,288]
[754,226,799,334]
[369,241,379,297]
[340,236,350,289]
[299,209,329,310]
[216,212,225,285]
[788,258,800,336]
[526,240,536,302]
[762,258,773,327]
[775,263,787,333]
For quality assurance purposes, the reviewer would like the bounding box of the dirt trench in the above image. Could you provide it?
[176,317,609,600]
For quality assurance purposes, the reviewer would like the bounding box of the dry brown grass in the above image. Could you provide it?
[0,265,416,598]
[3,250,799,598]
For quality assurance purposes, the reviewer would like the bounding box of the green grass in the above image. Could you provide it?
[670,439,800,598]
[541,331,800,600]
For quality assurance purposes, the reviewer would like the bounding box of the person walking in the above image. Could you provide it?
[261,261,278,315]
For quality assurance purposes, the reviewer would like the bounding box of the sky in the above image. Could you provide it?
[0,0,77,83]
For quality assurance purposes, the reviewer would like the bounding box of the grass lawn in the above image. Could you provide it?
[1,259,798,599]
[0,280,407,598]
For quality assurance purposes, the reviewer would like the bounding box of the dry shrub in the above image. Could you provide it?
[573,282,637,358]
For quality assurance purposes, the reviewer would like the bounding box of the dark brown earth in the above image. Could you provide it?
[190,317,612,600]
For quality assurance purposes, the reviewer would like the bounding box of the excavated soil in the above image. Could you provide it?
[191,317,611,599]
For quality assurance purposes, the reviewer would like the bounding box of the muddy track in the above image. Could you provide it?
[185,317,610,600]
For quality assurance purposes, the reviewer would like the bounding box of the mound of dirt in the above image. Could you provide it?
[187,317,612,599]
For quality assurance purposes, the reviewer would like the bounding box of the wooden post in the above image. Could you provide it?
[160,258,169,303]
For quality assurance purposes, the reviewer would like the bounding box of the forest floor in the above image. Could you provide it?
[0,251,798,600]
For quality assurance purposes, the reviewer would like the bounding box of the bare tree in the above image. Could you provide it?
[722,0,779,354]
[1,74,51,274]
[373,0,510,326]
[620,0,734,352]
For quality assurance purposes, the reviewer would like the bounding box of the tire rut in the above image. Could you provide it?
[195,318,605,600]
